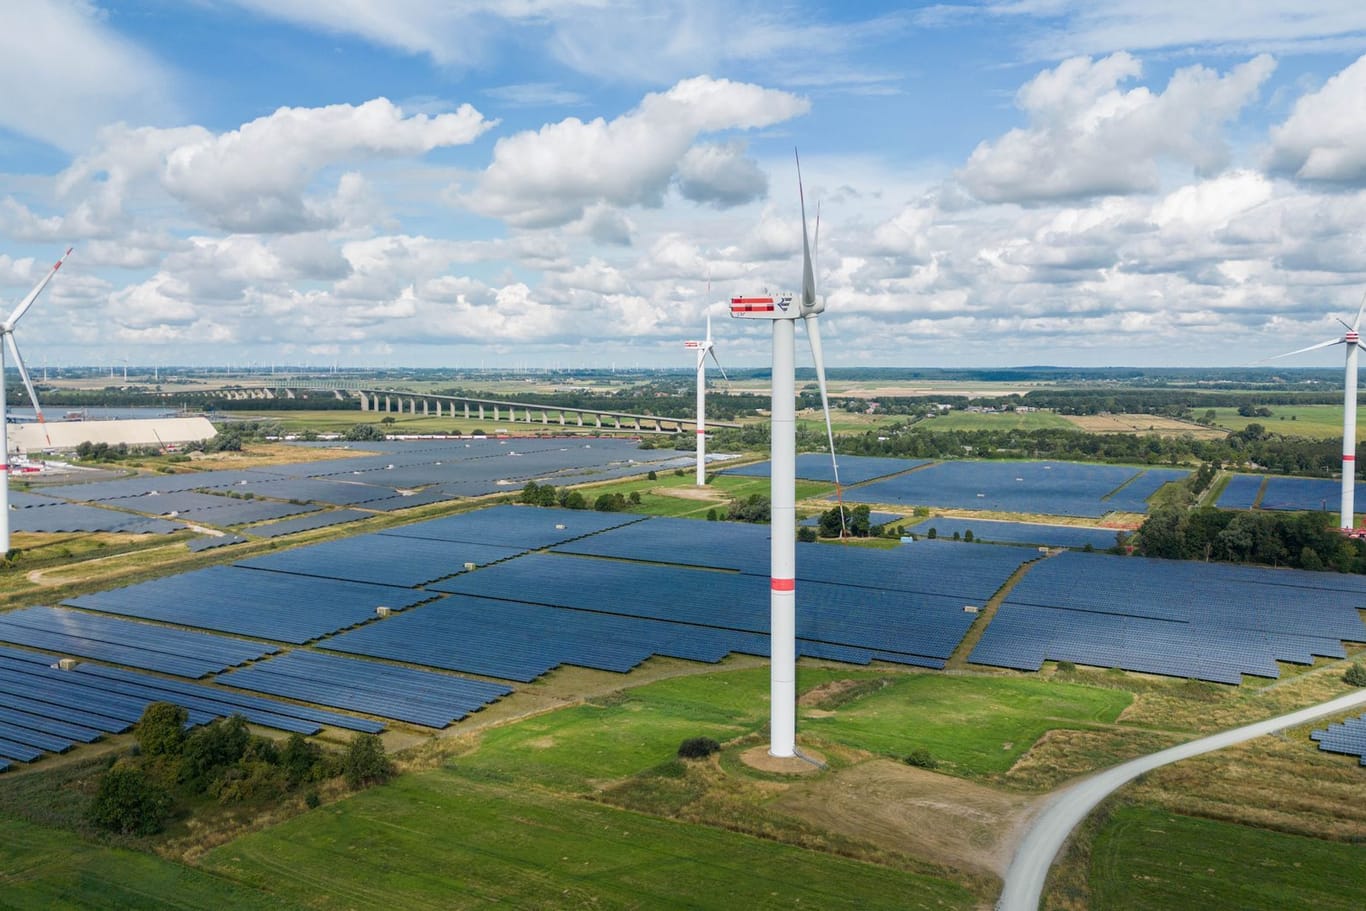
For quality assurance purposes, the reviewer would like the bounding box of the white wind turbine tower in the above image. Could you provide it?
[730,153,842,759]
[0,248,71,552]
[1273,295,1366,530]
[683,312,728,486]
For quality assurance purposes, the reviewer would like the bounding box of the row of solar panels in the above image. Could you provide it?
[1311,715,1366,766]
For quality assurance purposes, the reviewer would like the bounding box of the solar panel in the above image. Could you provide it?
[721,454,925,484]
[246,509,371,538]
[238,533,523,588]
[379,504,646,549]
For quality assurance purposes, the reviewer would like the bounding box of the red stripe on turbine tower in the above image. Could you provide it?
[771,578,795,592]
[1346,455,1356,461]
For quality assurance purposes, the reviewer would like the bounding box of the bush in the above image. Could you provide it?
[1056,660,1076,674]
[136,702,188,758]
[342,733,393,789]
[647,470,657,481]
[280,733,325,786]
[796,526,817,542]
[902,748,937,770]
[88,763,174,835]
[677,737,721,759]
[180,715,251,793]
[1345,662,1366,686]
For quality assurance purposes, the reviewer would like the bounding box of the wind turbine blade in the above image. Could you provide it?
[1271,337,1344,359]
[5,335,49,447]
[708,347,730,384]
[796,150,816,315]
[804,313,844,538]
[6,247,72,327]
[1354,290,1366,333]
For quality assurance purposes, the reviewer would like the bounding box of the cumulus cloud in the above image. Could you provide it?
[53,99,493,234]
[466,76,808,227]
[0,0,178,151]
[1267,54,1366,183]
[676,142,768,207]
[958,52,1275,203]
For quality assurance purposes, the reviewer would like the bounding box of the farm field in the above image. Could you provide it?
[1062,413,1227,439]
[918,410,1074,431]
[1087,805,1366,911]
[1207,404,1361,440]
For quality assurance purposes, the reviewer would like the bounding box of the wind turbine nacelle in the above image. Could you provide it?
[730,293,799,321]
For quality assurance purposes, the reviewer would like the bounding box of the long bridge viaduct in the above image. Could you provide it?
[193,380,741,435]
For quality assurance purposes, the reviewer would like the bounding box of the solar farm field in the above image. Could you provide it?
[841,460,1187,517]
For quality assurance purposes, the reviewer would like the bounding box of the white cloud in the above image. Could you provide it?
[467,76,808,227]
[0,0,177,151]
[988,1,1366,59]
[49,99,493,235]
[958,53,1275,203]
[1267,54,1366,183]
[676,142,768,207]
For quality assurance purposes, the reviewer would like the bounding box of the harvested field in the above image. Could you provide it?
[1063,414,1227,439]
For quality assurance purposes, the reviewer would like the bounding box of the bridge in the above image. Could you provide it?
[186,380,742,435]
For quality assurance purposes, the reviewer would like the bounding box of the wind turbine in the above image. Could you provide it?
[730,153,840,759]
[0,247,71,551]
[1273,295,1366,530]
[684,312,728,486]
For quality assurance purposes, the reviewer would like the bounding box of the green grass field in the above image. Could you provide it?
[914,411,1075,431]
[798,674,1132,774]
[1088,805,1366,910]
[1208,405,1361,440]
[0,815,288,910]
[201,771,974,911]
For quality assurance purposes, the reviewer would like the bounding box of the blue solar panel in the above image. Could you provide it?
[379,504,645,549]
[1216,474,1264,509]
[722,454,925,484]
[10,502,183,534]
[843,460,1178,517]
[66,565,431,644]
[0,607,277,677]
[238,533,523,588]
[246,509,370,538]
[907,518,1120,550]
[187,534,248,552]
[216,651,511,728]
[969,551,1366,683]
[1312,714,1366,764]
[1257,476,1366,512]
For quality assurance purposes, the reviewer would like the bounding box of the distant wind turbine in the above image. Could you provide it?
[730,153,841,759]
[0,247,71,551]
[683,312,728,486]
[1273,295,1366,529]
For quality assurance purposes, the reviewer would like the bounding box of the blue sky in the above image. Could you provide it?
[5,2,1366,370]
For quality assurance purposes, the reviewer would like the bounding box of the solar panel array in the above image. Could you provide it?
[379,504,645,548]
[215,651,512,728]
[0,607,276,678]
[1216,474,1264,509]
[239,533,524,588]
[429,541,1026,671]
[245,509,370,538]
[1311,714,1366,766]
[844,461,1187,517]
[909,518,1120,550]
[1256,476,1366,512]
[65,565,431,644]
[1104,468,1188,512]
[970,551,1366,683]
[9,502,184,534]
[0,641,384,765]
[722,454,925,484]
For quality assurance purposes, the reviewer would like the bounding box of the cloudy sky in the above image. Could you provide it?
[5,1,1366,370]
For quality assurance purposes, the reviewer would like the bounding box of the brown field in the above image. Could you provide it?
[1064,413,1228,439]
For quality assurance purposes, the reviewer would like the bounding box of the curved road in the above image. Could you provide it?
[997,687,1366,911]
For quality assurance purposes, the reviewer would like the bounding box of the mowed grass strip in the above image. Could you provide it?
[463,668,1131,787]
[202,772,975,910]
[799,674,1132,774]
[0,816,290,911]
[1088,805,1366,911]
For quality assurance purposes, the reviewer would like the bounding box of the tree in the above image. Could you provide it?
[963,529,974,542]
[343,423,386,441]
[647,470,658,481]
[797,526,817,542]
[1345,662,1366,686]
[180,715,251,792]
[926,527,937,539]
[88,763,173,836]
[280,733,326,786]
[342,733,393,788]
[136,702,187,758]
